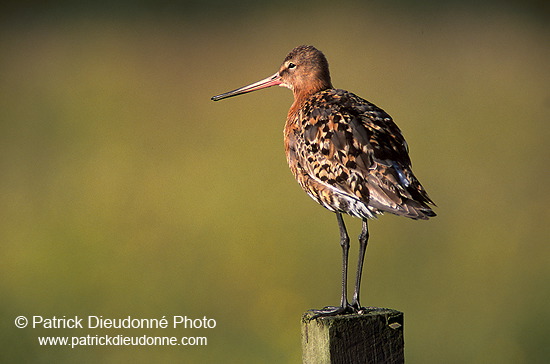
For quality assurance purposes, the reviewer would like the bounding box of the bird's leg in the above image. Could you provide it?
[351,218,369,311]
[336,212,350,309]
[311,213,352,317]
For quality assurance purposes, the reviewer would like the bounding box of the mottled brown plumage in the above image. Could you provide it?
[212,45,436,316]
[286,88,435,221]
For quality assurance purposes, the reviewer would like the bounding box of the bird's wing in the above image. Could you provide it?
[293,89,434,218]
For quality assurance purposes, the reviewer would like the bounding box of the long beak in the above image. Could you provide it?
[211,72,282,101]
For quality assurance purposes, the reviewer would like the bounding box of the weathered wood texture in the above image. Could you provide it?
[301,308,404,364]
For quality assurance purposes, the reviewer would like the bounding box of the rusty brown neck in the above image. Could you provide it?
[288,81,332,120]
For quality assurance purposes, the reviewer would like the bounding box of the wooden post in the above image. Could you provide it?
[301,308,404,364]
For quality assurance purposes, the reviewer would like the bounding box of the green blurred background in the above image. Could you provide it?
[1,0,548,362]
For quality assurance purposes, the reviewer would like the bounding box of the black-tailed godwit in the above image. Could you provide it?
[212,45,436,316]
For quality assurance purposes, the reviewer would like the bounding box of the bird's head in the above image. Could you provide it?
[211,45,332,102]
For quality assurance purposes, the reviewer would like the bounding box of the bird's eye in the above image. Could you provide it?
[288,62,296,69]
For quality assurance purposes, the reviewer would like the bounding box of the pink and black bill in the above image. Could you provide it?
[211,73,282,101]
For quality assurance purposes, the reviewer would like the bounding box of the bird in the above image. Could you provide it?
[211,45,436,317]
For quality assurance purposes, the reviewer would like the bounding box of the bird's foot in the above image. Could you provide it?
[350,300,368,314]
[308,302,375,319]
[309,304,356,319]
